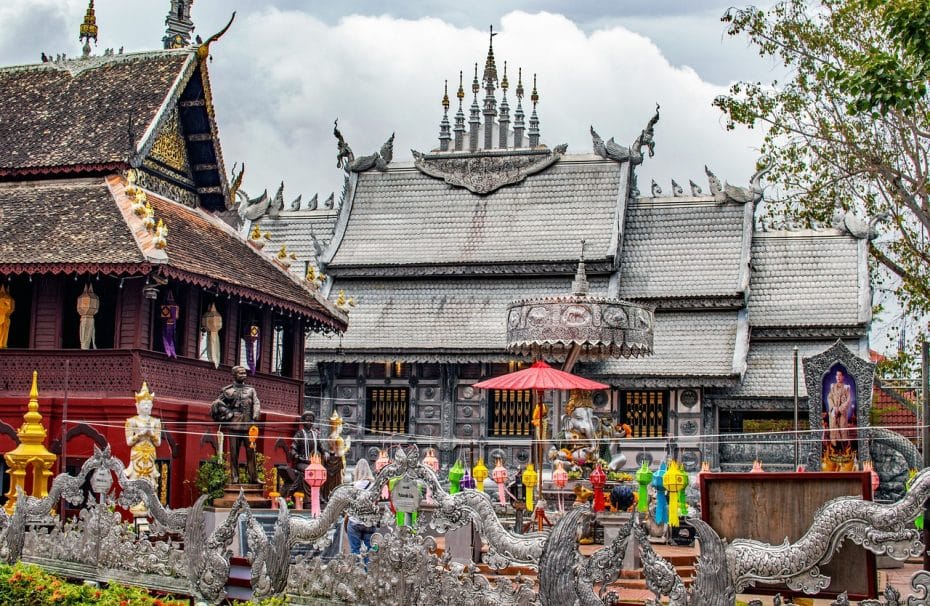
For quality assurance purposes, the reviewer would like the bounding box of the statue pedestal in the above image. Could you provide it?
[214,483,270,508]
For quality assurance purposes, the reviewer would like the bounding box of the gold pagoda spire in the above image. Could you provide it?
[4,371,57,513]
[79,0,98,58]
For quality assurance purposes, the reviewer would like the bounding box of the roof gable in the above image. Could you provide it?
[325,155,625,275]
[0,50,194,175]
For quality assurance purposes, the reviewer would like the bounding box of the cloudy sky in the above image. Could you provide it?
[1,0,774,200]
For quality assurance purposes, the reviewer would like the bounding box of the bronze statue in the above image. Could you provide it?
[284,411,322,498]
[210,365,261,484]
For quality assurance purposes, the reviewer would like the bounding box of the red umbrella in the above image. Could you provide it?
[472,360,608,391]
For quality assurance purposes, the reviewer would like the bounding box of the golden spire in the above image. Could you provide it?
[501,61,509,92]
[531,73,539,108]
[472,62,480,96]
[442,79,450,111]
[456,71,465,104]
[5,371,57,513]
[80,0,99,42]
[516,67,524,100]
[483,25,498,84]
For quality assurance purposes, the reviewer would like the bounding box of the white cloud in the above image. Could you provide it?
[206,9,764,202]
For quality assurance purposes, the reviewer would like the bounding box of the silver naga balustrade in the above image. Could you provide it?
[2,445,930,605]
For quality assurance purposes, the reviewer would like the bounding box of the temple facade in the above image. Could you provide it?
[251,34,871,474]
[0,7,347,507]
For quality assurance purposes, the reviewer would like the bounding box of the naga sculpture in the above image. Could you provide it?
[334,119,395,173]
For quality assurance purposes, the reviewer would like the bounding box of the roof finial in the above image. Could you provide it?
[454,70,466,151]
[439,79,451,151]
[442,79,450,112]
[531,73,539,109]
[482,25,499,85]
[571,239,589,297]
[501,61,509,92]
[472,62,480,97]
[516,67,524,100]
[79,0,98,59]
[513,67,525,148]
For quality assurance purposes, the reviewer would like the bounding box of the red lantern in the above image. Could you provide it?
[304,453,327,517]
[491,459,508,506]
[590,463,607,512]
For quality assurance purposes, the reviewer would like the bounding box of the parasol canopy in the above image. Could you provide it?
[472,360,608,392]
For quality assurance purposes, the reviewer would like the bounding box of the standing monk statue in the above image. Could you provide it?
[211,366,261,484]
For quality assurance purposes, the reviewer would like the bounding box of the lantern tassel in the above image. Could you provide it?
[668,490,679,527]
[310,485,321,517]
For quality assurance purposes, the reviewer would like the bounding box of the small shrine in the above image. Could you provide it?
[4,371,56,513]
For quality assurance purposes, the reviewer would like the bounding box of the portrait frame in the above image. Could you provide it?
[802,340,875,471]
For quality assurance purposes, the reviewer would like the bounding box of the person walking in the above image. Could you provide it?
[347,458,378,558]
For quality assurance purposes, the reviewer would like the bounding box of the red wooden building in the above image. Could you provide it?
[0,42,347,507]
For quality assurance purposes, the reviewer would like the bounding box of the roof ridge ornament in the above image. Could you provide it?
[196,12,236,62]
[334,120,395,173]
[630,103,660,165]
[571,240,589,297]
[79,0,98,59]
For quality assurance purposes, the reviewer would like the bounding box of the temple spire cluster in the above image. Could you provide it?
[79,0,98,58]
[437,26,541,152]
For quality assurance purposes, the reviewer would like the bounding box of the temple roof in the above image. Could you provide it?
[0,50,192,174]
[0,48,229,211]
[577,310,747,388]
[306,275,607,362]
[748,231,867,330]
[617,197,752,302]
[256,209,339,275]
[712,339,866,401]
[0,176,347,330]
[325,156,626,275]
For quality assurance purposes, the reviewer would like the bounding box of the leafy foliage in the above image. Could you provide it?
[716,0,930,353]
[0,562,185,605]
[194,453,229,502]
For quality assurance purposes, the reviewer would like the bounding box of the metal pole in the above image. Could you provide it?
[793,347,800,469]
[922,341,929,570]
[60,359,70,529]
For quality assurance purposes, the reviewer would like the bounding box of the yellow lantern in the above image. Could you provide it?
[472,457,489,492]
[522,463,538,512]
[663,459,686,527]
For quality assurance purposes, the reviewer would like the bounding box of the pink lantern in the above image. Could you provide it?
[750,460,764,473]
[304,453,327,517]
[551,461,569,512]
[423,448,440,503]
[491,458,508,506]
[376,449,390,499]
[864,460,880,493]
[590,464,607,513]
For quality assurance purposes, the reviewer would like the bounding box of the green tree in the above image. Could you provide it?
[715,0,930,366]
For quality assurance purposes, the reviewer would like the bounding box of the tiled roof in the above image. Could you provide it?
[256,210,339,276]
[327,156,623,269]
[576,310,746,382]
[307,275,605,361]
[0,176,346,329]
[617,198,750,299]
[0,50,194,172]
[749,232,864,327]
[0,179,145,266]
[719,340,864,399]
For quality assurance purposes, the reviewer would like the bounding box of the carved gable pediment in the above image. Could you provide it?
[412,144,567,195]
[148,108,191,178]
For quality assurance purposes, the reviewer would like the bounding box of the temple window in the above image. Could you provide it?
[270,314,295,377]
[618,390,669,438]
[365,387,410,435]
[420,364,440,379]
[236,303,261,372]
[61,277,117,349]
[487,389,534,437]
[2,276,32,348]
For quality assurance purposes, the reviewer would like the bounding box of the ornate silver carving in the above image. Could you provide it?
[334,120,395,173]
[412,145,567,195]
[507,295,654,361]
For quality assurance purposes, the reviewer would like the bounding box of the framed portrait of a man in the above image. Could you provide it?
[821,363,857,470]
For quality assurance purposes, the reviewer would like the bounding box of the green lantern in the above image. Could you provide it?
[448,460,465,495]
[635,460,653,513]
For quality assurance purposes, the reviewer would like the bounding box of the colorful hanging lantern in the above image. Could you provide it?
[652,461,668,525]
[522,463,538,512]
[76,283,100,350]
[376,449,390,499]
[201,303,223,368]
[491,459,508,505]
[0,285,15,350]
[244,324,261,374]
[635,460,653,513]
[460,468,476,490]
[590,463,607,513]
[551,461,569,512]
[678,467,690,518]
[159,291,179,358]
[304,453,327,517]
[423,448,439,472]
[864,460,880,493]
[448,460,464,495]
[472,457,489,493]
[663,460,686,527]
